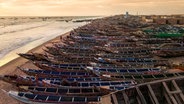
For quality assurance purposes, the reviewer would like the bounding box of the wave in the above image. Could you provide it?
[0,21,87,66]
[0,22,51,36]
[0,37,42,59]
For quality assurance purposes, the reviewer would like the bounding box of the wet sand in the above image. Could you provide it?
[0,32,69,104]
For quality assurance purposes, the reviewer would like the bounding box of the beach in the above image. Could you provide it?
[0,16,96,104]
[0,15,183,104]
[0,31,70,104]
[0,20,87,66]
[0,0,184,103]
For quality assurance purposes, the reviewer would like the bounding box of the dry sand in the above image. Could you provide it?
[0,32,69,104]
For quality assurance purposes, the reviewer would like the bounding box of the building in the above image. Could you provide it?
[141,15,184,25]
[154,18,184,25]
[124,12,129,18]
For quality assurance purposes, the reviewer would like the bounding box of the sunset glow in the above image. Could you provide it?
[0,0,184,16]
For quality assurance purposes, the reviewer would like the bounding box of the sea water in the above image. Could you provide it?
[0,17,93,67]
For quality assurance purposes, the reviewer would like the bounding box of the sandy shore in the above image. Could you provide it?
[0,32,70,104]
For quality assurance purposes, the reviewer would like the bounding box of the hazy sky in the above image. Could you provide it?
[0,0,184,16]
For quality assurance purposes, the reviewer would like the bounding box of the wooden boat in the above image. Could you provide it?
[37,53,93,65]
[156,43,184,57]
[95,57,169,67]
[33,61,87,72]
[31,76,102,82]
[55,48,99,55]
[62,35,105,46]
[70,35,108,44]
[105,42,137,48]
[86,67,161,75]
[94,62,152,69]
[54,43,93,50]
[18,86,112,96]
[98,57,158,63]
[96,53,152,59]
[62,40,99,48]
[36,61,88,67]
[56,46,94,52]
[106,72,184,82]
[18,53,48,61]
[44,46,61,56]
[110,76,184,104]
[43,80,137,88]
[46,51,97,61]
[59,51,98,58]
[19,68,98,78]
[0,75,104,87]
[45,58,90,65]
[8,91,102,104]
[48,44,101,55]
[115,49,153,54]
[71,35,127,41]
[93,46,118,54]
[172,62,184,71]
[156,47,184,57]
[46,54,96,64]
[89,62,152,68]
[141,38,172,44]
[51,43,100,54]
[93,36,131,41]
[0,75,43,86]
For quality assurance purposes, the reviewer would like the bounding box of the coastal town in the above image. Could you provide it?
[0,14,184,104]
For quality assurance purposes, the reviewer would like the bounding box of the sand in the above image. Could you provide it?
[0,21,86,66]
[0,32,69,104]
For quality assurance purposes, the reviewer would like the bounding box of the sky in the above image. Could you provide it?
[0,0,184,16]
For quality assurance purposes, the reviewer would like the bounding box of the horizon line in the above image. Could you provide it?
[0,14,184,17]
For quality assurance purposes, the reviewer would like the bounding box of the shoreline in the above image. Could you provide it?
[0,31,70,104]
[0,32,70,73]
[0,20,88,67]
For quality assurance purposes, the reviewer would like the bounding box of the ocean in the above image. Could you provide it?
[0,16,97,66]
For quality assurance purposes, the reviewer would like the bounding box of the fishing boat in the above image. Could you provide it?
[110,76,184,104]
[33,61,87,72]
[18,53,48,61]
[54,43,93,50]
[141,38,172,44]
[59,51,98,58]
[0,75,43,86]
[96,53,152,59]
[0,75,105,87]
[43,80,136,88]
[97,57,158,63]
[86,67,161,75]
[43,46,61,56]
[46,54,96,64]
[18,86,112,96]
[95,57,169,67]
[104,42,137,48]
[8,91,102,104]
[156,43,184,57]
[107,72,184,82]
[156,47,184,57]
[19,68,98,78]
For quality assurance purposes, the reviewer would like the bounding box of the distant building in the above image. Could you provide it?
[124,12,129,18]
[153,18,184,25]
[142,16,154,23]
[141,15,184,25]
[153,18,167,24]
